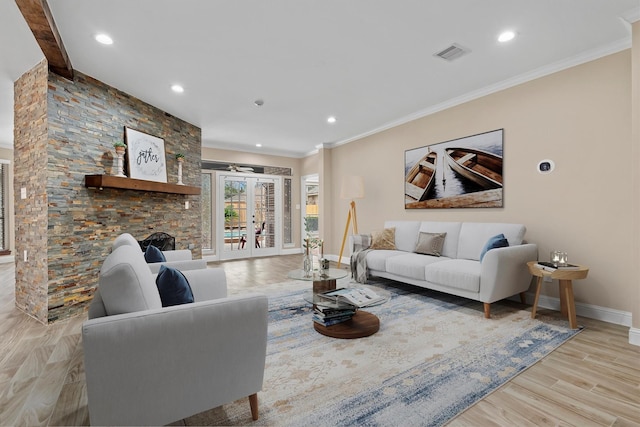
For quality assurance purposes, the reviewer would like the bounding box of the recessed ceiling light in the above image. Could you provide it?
[171,84,184,93]
[327,116,337,124]
[254,99,264,107]
[95,33,113,45]
[498,30,516,43]
[256,144,262,148]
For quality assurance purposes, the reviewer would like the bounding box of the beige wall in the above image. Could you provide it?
[328,50,635,315]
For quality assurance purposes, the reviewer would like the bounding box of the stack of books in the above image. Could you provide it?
[313,305,356,326]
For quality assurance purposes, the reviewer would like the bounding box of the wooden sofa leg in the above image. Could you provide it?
[249,393,259,421]
[483,303,491,319]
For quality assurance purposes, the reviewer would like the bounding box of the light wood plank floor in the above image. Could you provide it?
[0,255,638,426]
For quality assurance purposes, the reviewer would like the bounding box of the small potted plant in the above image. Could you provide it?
[175,153,185,185]
[113,141,127,153]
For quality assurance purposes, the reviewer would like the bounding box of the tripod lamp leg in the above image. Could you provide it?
[337,208,352,268]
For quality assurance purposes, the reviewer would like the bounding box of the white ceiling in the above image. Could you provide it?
[1,0,638,157]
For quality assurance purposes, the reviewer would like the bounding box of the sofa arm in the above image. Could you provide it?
[162,249,193,261]
[82,293,268,426]
[479,243,538,303]
[182,267,228,301]
[147,259,207,274]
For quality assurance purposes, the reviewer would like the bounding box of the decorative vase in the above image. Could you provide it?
[114,147,126,177]
[303,239,312,277]
[177,157,184,185]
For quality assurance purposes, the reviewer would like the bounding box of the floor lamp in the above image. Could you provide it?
[337,176,364,268]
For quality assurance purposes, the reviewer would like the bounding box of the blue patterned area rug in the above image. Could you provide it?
[185,278,581,426]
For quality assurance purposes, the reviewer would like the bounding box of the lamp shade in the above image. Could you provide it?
[340,175,364,200]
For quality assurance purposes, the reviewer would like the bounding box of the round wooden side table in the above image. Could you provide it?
[527,261,589,329]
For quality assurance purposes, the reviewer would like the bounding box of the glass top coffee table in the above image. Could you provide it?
[289,267,389,339]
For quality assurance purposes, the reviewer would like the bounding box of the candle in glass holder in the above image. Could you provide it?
[558,252,568,267]
[551,251,561,266]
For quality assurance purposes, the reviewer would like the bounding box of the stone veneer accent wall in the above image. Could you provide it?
[14,60,202,323]
[14,59,49,323]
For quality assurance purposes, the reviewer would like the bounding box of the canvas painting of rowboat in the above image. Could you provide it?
[404,129,503,209]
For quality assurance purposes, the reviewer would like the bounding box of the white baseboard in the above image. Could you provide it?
[629,328,640,347]
[0,255,14,264]
[518,292,632,327]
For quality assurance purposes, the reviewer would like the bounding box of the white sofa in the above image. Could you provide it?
[83,244,268,426]
[355,221,537,318]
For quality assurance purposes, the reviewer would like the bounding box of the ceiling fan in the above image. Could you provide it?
[227,164,255,173]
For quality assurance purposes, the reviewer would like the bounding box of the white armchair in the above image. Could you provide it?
[83,244,268,426]
[112,232,207,273]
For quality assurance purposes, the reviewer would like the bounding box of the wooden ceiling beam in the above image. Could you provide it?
[15,0,73,80]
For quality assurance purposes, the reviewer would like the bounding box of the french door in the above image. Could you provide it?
[217,172,281,259]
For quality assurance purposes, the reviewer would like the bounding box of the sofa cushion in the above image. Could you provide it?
[156,265,194,307]
[371,227,396,250]
[414,232,446,256]
[386,253,450,281]
[384,221,421,252]
[424,259,481,293]
[457,223,526,261]
[365,250,404,272]
[145,245,166,263]
[418,222,462,259]
[99,245,162,316]
[480,233,509,262]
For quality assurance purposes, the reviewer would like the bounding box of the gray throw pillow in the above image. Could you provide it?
[414,232,447,256]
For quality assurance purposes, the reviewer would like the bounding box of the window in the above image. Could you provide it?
[283,177,292,245]
[0,161,9,254]
[201,171,213,251]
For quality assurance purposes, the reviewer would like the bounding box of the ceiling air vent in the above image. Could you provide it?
[434,43,469,61]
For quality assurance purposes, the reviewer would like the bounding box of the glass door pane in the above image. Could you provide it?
[201,172,213,250]
[221,176,250,257]
[253,179,276,252]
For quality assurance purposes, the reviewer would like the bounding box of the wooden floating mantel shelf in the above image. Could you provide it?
[85,175,200,195]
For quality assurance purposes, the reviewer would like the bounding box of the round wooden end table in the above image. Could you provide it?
[527,261,589,329]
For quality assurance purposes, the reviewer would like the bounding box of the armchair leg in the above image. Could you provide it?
[249,393,259,421]
[483,303,491,319]
[519,292,527,305]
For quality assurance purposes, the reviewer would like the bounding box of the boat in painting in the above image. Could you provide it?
[444,147,503,189]
[405,151,438,202]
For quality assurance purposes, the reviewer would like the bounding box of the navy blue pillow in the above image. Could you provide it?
[480,233,509,262]
[155,265,194,307]
[144,245,166,263]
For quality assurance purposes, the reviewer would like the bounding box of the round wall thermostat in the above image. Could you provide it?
[537,159,555,174]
